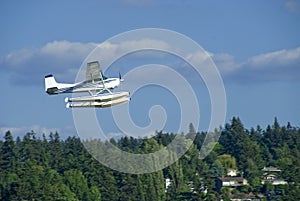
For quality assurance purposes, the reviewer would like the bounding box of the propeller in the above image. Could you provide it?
[119,72,124,82]
[119,71,124,90]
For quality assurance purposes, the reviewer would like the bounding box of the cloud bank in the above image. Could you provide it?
[0,125,76,139]
[1,40,299,86]
[0,41,97,85]
[214,47,300,83]
[284,0,300,13]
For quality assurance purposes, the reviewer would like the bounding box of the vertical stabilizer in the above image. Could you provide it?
[44,74,58,94]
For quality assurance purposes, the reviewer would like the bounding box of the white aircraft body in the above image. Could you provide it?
[45,61,130,108]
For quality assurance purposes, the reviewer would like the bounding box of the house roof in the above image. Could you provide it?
[262,166,281,172]
[219,177,246,182]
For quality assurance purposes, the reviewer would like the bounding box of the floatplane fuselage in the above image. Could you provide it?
[45,61,130,108]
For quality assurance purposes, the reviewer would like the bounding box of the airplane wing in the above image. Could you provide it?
[86,61,104,82]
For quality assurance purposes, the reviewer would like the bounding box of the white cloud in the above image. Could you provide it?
[183,51,240,77]
[245,47,300,69]
[87,38,175,65]
[0,40,97,85]
[119,39,172,51]
[3,41,98,68]
[212,53,240,75]
[284,0,300,13]
[1,39,299,86]
[106,132,126,140]
[40,40,98,61]
[1,39,176,86]
[0,125,76,139]
[186,50,212,64]
[4,49,34,66]
[208,46,300,83]
[236,47,300,82]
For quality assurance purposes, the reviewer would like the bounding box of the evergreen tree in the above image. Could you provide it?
[64,169,90,200]
[0,117,299,201]
[48,131,64,173]
[217,154,237,171]
[99,170,119,201]
[0,131,17,173]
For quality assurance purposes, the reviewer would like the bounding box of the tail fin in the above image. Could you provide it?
[45,74,58,94]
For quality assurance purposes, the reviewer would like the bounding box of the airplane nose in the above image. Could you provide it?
[117,78,122,88]
[114,79,121,88]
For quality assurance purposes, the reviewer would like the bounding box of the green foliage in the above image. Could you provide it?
[221,187,230,201]
[218,154,237,171]
[64,169,90,200]
[0,117,299,200]
[0,131,17,173]
[210,160,225,178]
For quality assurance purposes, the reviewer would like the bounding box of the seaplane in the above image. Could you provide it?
[45,61,130,108]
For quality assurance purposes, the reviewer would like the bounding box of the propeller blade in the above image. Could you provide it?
[119,72,124,82]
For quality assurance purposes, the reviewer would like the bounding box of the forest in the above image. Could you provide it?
[0,117,299,200]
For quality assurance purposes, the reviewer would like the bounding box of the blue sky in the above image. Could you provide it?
[0,0,300,138]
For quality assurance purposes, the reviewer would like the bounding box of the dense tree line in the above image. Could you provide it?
[0,117,299,200]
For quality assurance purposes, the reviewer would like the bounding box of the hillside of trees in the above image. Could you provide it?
[0,117,299,200]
